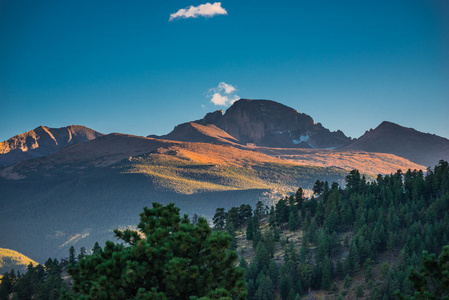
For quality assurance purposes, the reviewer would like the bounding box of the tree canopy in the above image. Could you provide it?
[65,203,246,299]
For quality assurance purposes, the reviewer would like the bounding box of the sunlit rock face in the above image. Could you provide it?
[196,99,351,149]
[0,125,104,167]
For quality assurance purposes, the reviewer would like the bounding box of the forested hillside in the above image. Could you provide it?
[216,160,449,299]
[1,160,448,299]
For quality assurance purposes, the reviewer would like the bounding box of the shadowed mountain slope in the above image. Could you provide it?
[0,125,104,167]
[341,121,449,167]
[0,133,353,261]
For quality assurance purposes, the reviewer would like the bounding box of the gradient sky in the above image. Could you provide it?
[1,0,448,143]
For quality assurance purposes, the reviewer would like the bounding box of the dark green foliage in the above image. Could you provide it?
[65,203,246,299]
[288,210,300,231]
[280,274,292,300]
[355,285,364,298]
[78,247,86,261]
[255,200,265,220]
[268,260,279,285]
[0,260,63,300]
[92,242,101,255]
[295,187,305,209]
[246,160,448,298]
[255,271,274,300]
[68,246,76,268]
[246,217,255,241]
[227,207,241,228]
[313,180,324,195]
[398,245,449,299]
[275,198,290,225]
[239,204,253,224]
[213,207,227,230]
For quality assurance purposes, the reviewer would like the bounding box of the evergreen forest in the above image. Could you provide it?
[1,160,449,299]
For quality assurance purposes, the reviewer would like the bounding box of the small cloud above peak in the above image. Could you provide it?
[218,82,236,94]
[208,82,240,106]
[169,2,227,21]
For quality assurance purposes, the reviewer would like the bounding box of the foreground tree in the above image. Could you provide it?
[64,203,246,299]
[398,245,449,299]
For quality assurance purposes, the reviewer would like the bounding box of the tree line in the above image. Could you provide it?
[212,160,449,299]
[1,160,449,299]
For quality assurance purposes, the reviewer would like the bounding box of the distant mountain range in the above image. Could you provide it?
[0,125,103,167]
[0,98,447,262]
[342,121,449,167]
[154,99,449,167]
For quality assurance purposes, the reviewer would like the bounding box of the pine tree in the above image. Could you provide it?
[246,217,254,241]
[68,246,76,267]
[289,210,300,231]
[65,203,246,299]
[213,207,227,230]
[78,247,86,261]
[268,260,279,285]
[400,245,449,299]
[92,242,101,254]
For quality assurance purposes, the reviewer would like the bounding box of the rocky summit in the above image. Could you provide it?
[0,125,104,167]
[192,99,352,149]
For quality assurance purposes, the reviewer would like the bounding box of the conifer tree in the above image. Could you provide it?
[68,246,76,267]
[65,203,246,299]
[213,207,227,230]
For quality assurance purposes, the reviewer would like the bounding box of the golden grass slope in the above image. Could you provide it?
[0,248,39,274]
[256,147,425,175]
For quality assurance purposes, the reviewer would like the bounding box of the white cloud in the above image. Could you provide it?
[218,82,236,94]
[210,93,229,106]
[169,2,227,21]
[208,82,240,106]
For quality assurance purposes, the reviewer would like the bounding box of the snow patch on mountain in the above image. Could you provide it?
[292,134,310,145]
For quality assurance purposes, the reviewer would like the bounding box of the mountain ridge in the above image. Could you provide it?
[342,120,449,166]
[189,99,352,149]
[0,125,104,167]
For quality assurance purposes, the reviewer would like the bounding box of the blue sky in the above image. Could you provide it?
[1,0,448,142]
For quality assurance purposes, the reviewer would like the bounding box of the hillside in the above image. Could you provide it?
[0,248,39,274]
[342,121,449,167]
[256,147,425,175]
[0,134,352,262]
[3,161,448,299]
[0,125,104,167]
[225,160,449,299]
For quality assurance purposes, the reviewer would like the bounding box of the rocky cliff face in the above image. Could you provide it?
[0,125,104,167]
[195,99,351,148]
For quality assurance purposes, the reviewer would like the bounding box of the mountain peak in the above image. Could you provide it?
[343,121,449,166]
[0,125,104,167]
[193,99,351,148]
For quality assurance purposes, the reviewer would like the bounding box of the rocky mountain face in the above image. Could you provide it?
[342,121,449,167]
[192,99,352,148]
[0,125,104,167]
